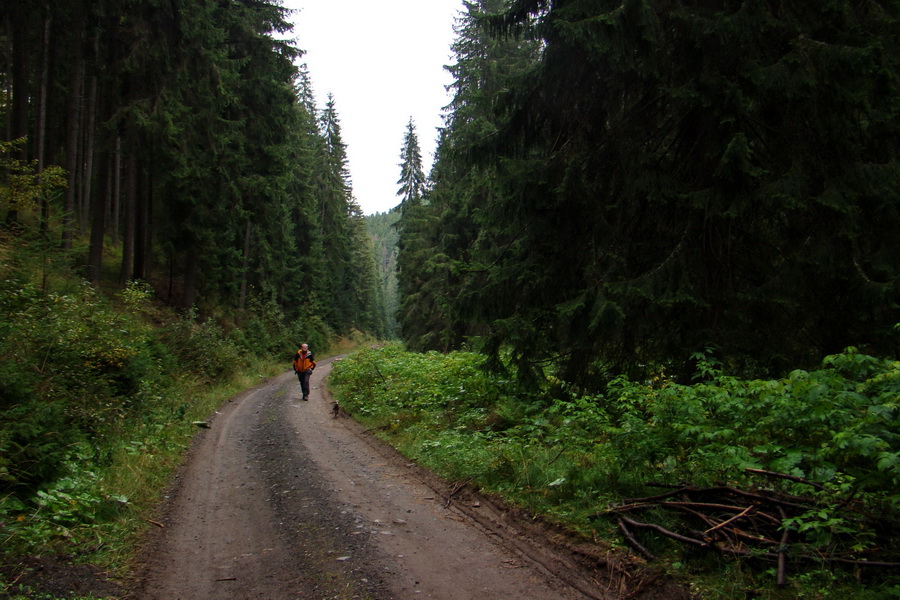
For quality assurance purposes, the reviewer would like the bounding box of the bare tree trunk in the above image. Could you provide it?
[88,148,109,285]
[6,7,31,227]
[87,75,113,286]
[62,0,85,249]
[133,165,147,280]
[167,246,178,303]
[80,68,98,236]
[120,145,136,285]
[143,180,154,280]
[112,135,122,244]
[37,7,51,237]
[182,249,198,310]
[239,219,252,309]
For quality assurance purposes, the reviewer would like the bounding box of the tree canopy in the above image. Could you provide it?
[0,0,382,337]
[396,0,900,386]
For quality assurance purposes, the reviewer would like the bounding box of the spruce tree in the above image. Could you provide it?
[396,119,428,210]
[365,209,401,337]
[396,0,540,353]
[1,0,385,341]
[317,95,358,331]
[394,119,447,349]
[401,0,900,386]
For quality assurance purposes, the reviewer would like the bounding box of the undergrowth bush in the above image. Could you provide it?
[330,343,900,599]
[0,259,296,570]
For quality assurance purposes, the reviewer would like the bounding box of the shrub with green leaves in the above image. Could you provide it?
[594,348,900,510]
[0,261,286,566]
[160,307,245,385]
[330,344,900,597]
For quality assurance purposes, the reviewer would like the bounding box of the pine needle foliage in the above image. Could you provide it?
[405,0,900,387]
[1,0,384,338]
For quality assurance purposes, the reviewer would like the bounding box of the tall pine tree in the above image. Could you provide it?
[406,0,900,385]
[396,118,428,209]
[395,119,447,349]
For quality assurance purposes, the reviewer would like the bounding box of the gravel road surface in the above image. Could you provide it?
[131,357,685,600]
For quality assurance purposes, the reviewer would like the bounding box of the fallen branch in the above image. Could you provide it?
[703,505,754,536]
[746,468,826,491]
[675,506,778,545]
[704,486,812,511]
[443,478,471,508]
[618,518,655,560]
[620,516,710,549]
[824,557,900,568]
[622,487,692,504]
[776,508,790,588]
[659,501,765,514]
[605,482,900,578]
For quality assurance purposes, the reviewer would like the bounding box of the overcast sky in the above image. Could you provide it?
[283,0,462,215]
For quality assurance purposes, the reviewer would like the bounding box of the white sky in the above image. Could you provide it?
[283,0,462,215]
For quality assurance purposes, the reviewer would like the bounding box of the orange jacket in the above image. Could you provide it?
[293,350,316,373]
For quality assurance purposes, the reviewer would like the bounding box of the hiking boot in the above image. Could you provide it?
[302,395,309,401]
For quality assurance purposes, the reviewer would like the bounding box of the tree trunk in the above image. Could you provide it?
[120,145,136,285]
[87,148,109,285]
[80,67,98,236]
[111,135,122,245]
[182,249,198,310]
[37,7,51,237]
[87,77,113,286]
[143,181,154,282]
[62,0,85,249]
[133,164,148,280]
[239,219,252,309]
[6,7,31,227]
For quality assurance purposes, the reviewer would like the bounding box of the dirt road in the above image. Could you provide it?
[131,357,682,600]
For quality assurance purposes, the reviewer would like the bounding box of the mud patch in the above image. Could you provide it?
[0,555,122,599]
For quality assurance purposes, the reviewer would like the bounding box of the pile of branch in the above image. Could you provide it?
[597,469,900,587]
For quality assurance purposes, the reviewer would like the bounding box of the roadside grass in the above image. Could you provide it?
[329,343,900,600]
[0,332,361,599]
[0,352,286,585]
[0,322,363,595]
[87,359,286,569]
[0,251,362,597]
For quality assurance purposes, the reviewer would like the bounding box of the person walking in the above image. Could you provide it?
[292,343,316,401]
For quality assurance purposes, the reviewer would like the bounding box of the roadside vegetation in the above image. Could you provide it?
[330,344,900,600]
[0,235,341,599]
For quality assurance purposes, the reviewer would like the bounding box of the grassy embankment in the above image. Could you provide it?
[329,343,900,600]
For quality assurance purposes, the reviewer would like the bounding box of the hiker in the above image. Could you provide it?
[292,343,316,401]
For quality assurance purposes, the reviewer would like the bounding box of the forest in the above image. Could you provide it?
[396,0,900,387]
[2,0,900,598]
[1,0,388,337]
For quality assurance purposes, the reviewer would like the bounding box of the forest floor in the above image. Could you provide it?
[21,357,693,600]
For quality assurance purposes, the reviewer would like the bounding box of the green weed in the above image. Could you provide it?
[330,343,900,599]
[0,246,297,586]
